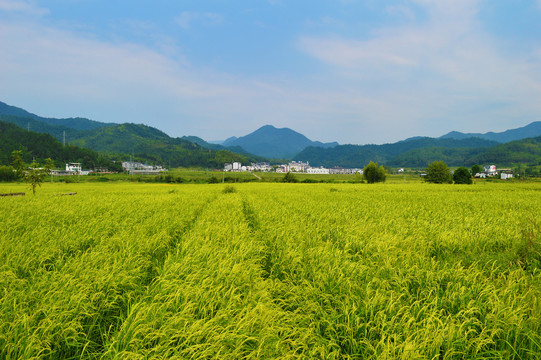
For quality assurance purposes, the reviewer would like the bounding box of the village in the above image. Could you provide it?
[48,160,514,180]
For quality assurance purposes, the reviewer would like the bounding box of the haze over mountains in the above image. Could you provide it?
[1,100,540,168]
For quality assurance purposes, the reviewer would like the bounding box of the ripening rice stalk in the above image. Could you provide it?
[0,181,539,358]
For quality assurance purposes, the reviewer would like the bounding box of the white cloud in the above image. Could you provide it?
[297,0,541,140]
[1,0,540,145]
[175,11,223,29]
[385,5,416,21]
[0,19,340,142]
[0,0,48,16]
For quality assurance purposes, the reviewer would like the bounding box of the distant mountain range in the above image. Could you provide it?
[294,137,501,168]
[0,101,263,168]
[0,101,114,131]
[1,100,540,168]
[219,125,339,159]
[439,121,541,143]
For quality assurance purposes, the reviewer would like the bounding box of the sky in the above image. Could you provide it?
[1,0,541,145]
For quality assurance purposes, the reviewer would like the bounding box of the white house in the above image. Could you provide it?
[484,165,497,175]
[66,163,82,173]
[283,161,309,172]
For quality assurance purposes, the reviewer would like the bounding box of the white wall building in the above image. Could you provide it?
[66,163,82,173]
[484,165,497,174]
[282,161,309,172]
[122,161,167,175]
[307,167,330,174]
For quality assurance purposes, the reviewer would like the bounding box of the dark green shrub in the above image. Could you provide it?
[282,172,298,183]
[363,161,386,183]
[425,161,452,184]
[453,167,473,184]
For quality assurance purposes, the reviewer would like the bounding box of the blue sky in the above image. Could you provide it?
[1,0,540,144]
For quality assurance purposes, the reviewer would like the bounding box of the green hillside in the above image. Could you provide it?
[0,114,78,141]
[0,101,114,131]
[0,121,121,171]
[468,136,541,166]
[0,102,266,169]
[68,123,264,168]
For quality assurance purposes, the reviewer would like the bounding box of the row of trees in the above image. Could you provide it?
[361,160,474,184]
[425,161,472,184]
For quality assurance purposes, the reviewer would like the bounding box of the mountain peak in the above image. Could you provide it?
[224,125,338,159]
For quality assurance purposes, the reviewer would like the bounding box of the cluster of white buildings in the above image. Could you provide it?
[51,163,92,176]
[121,161,167,175]
[224,162,273,172]
[474,165,513,180]
[224,161,363,175]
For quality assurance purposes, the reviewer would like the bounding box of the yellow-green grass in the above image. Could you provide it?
[1,181,540,359]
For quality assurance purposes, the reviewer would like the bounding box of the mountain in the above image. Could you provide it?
[468,136,541,166]
[222,136,238,146]
[440,121,541,143]
[0,101,266,168]
[0,120,121,171]
[67,123,265,168]
[0,114,78,141]
[225,125,338,159]
[295,137,499,168]
[0,101,114,131]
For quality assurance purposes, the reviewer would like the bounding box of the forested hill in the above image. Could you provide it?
[468,136,541,165]
[294,137,500,168]
[66,123,265,168]
[0,101,266,168]
[0,121,122,171]
[0,101,114,131]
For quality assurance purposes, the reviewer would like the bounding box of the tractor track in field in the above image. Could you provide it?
[240,196,274,280]
[143,195,219,287]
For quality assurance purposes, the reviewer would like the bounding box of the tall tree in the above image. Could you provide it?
[363,161,386,183]
[425,161,452,184]
[25,160,47,195]
[453,167,473,184]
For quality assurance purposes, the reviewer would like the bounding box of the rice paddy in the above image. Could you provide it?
[1,181,540,359]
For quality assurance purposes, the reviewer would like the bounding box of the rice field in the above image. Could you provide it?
[1,181,540,359]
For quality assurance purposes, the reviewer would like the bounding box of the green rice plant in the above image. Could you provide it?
[0,181,540,358]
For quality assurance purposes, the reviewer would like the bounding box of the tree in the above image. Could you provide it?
[453,167,473,184]
[44,158,55,183]
[282,172,298,183]
[363,161,386,183]
[25,160,48,195]
[10,150,26,180]
[425,161,452,184]
[471,164,481,175]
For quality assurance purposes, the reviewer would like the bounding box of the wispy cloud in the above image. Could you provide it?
[175,11,224,29]
[1,0,540,144]
[298,0,541,139]
[0,0,48,16]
